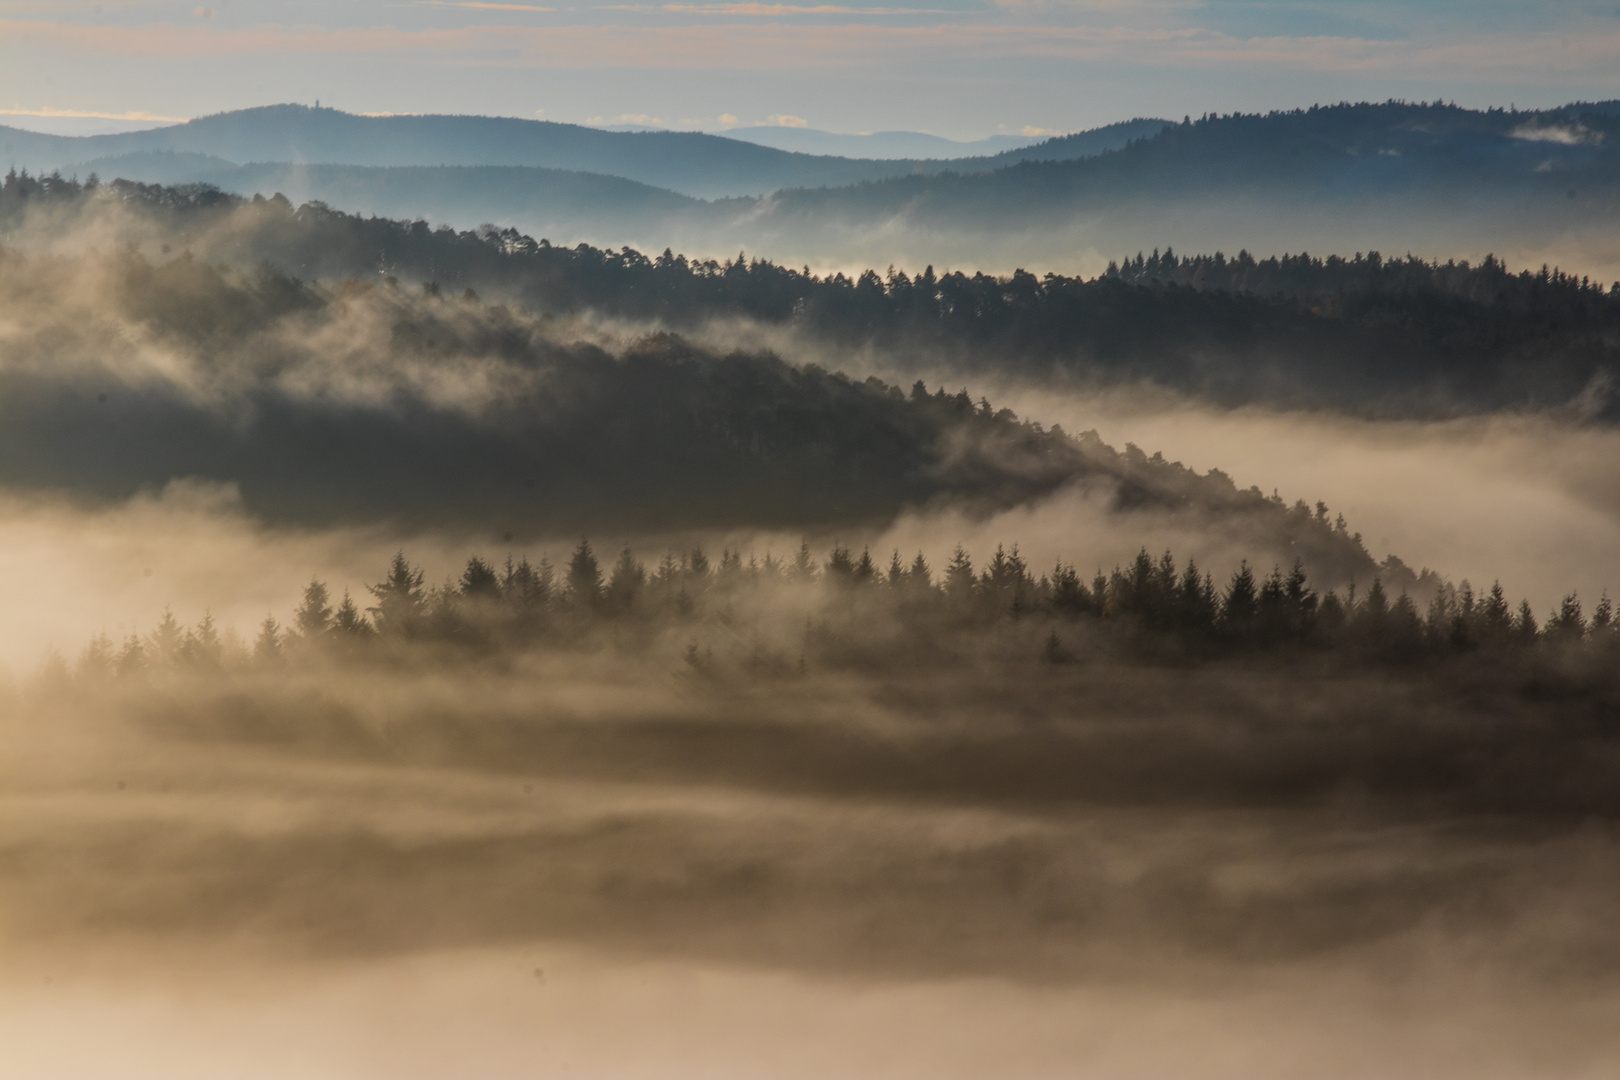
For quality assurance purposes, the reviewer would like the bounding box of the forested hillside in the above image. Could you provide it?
[758,101,1620,220]
[0,235,1378,582]
[7,172,1611,419]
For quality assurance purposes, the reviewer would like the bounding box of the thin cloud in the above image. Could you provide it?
[418,1,556,9]
[654,4,956,13]
[992,0,1205,9]
[0,106,187,122]
[1509,120,1601,146]
[585,111,665,124]
[2,16,1617,79]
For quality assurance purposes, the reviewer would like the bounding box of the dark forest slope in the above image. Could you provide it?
[0,237,1375,581]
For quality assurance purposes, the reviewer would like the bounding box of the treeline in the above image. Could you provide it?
[83,540,1614,677]
[1105,247,1617,315]
[5,170,1618,416]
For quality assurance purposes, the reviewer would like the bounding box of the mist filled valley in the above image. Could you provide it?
[4,100,1620,1076]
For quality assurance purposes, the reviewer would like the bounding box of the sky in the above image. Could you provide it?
[2,1,1620,139]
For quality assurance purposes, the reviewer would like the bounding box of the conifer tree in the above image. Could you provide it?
[149,607,184,666]
[1153,551,1178,616]
[1051,564,1088,615]
[1425,587,1455,648]
[1121,549,1155,618]
[1388,593,1425,659]
[460,557,501,602]
[80,633,115,676]
[182,614,223,667]
[1283,560,1316,638]
[1176,559,1218,634]
[334,589,374,637]
[791,541,815,581]
[369,552,426,635]
[503,556,551,614]
[605,547,646,613]
[825,545,855,581]
[944,546,975,602]
[1317,590,1346,636]
[117,634,147,675]
[1481,582,1511,636]
[1547,593,1586,639]
[1363,578,1389,619]
[1515,600,1539,641]
[907,551,932,592]
[254,615,282,662]
[1592,594,1614,634]
[567,540,602,608]
[1221,562,1258,639]
[1256,565,1288,643]
[294,579,334,638]
[652,552,682,603]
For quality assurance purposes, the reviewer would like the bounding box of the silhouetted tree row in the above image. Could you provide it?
[84,541,1614,679]
[1105,248,1617,316]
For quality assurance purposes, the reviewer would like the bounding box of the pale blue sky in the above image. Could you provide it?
[2,0,1618,138]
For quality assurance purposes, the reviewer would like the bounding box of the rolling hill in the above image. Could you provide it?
[0,106,1164,200]
[14,101,1613,277]
[711,119,1167,162]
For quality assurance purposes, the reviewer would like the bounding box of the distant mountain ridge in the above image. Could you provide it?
[714,126,1044,159]
[0,105,1165,200]
[63,152,701,239]
[10,100,1619,279]
[708,120,1167,161]
[708,100,1620,272]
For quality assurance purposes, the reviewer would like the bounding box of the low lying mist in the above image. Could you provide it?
[603,313,1620,615]
[988,390,1620,615]
[5,568,1620,1077]
[58,153,1620,287]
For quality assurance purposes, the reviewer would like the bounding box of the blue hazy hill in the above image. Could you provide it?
[0,105,1161,200]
